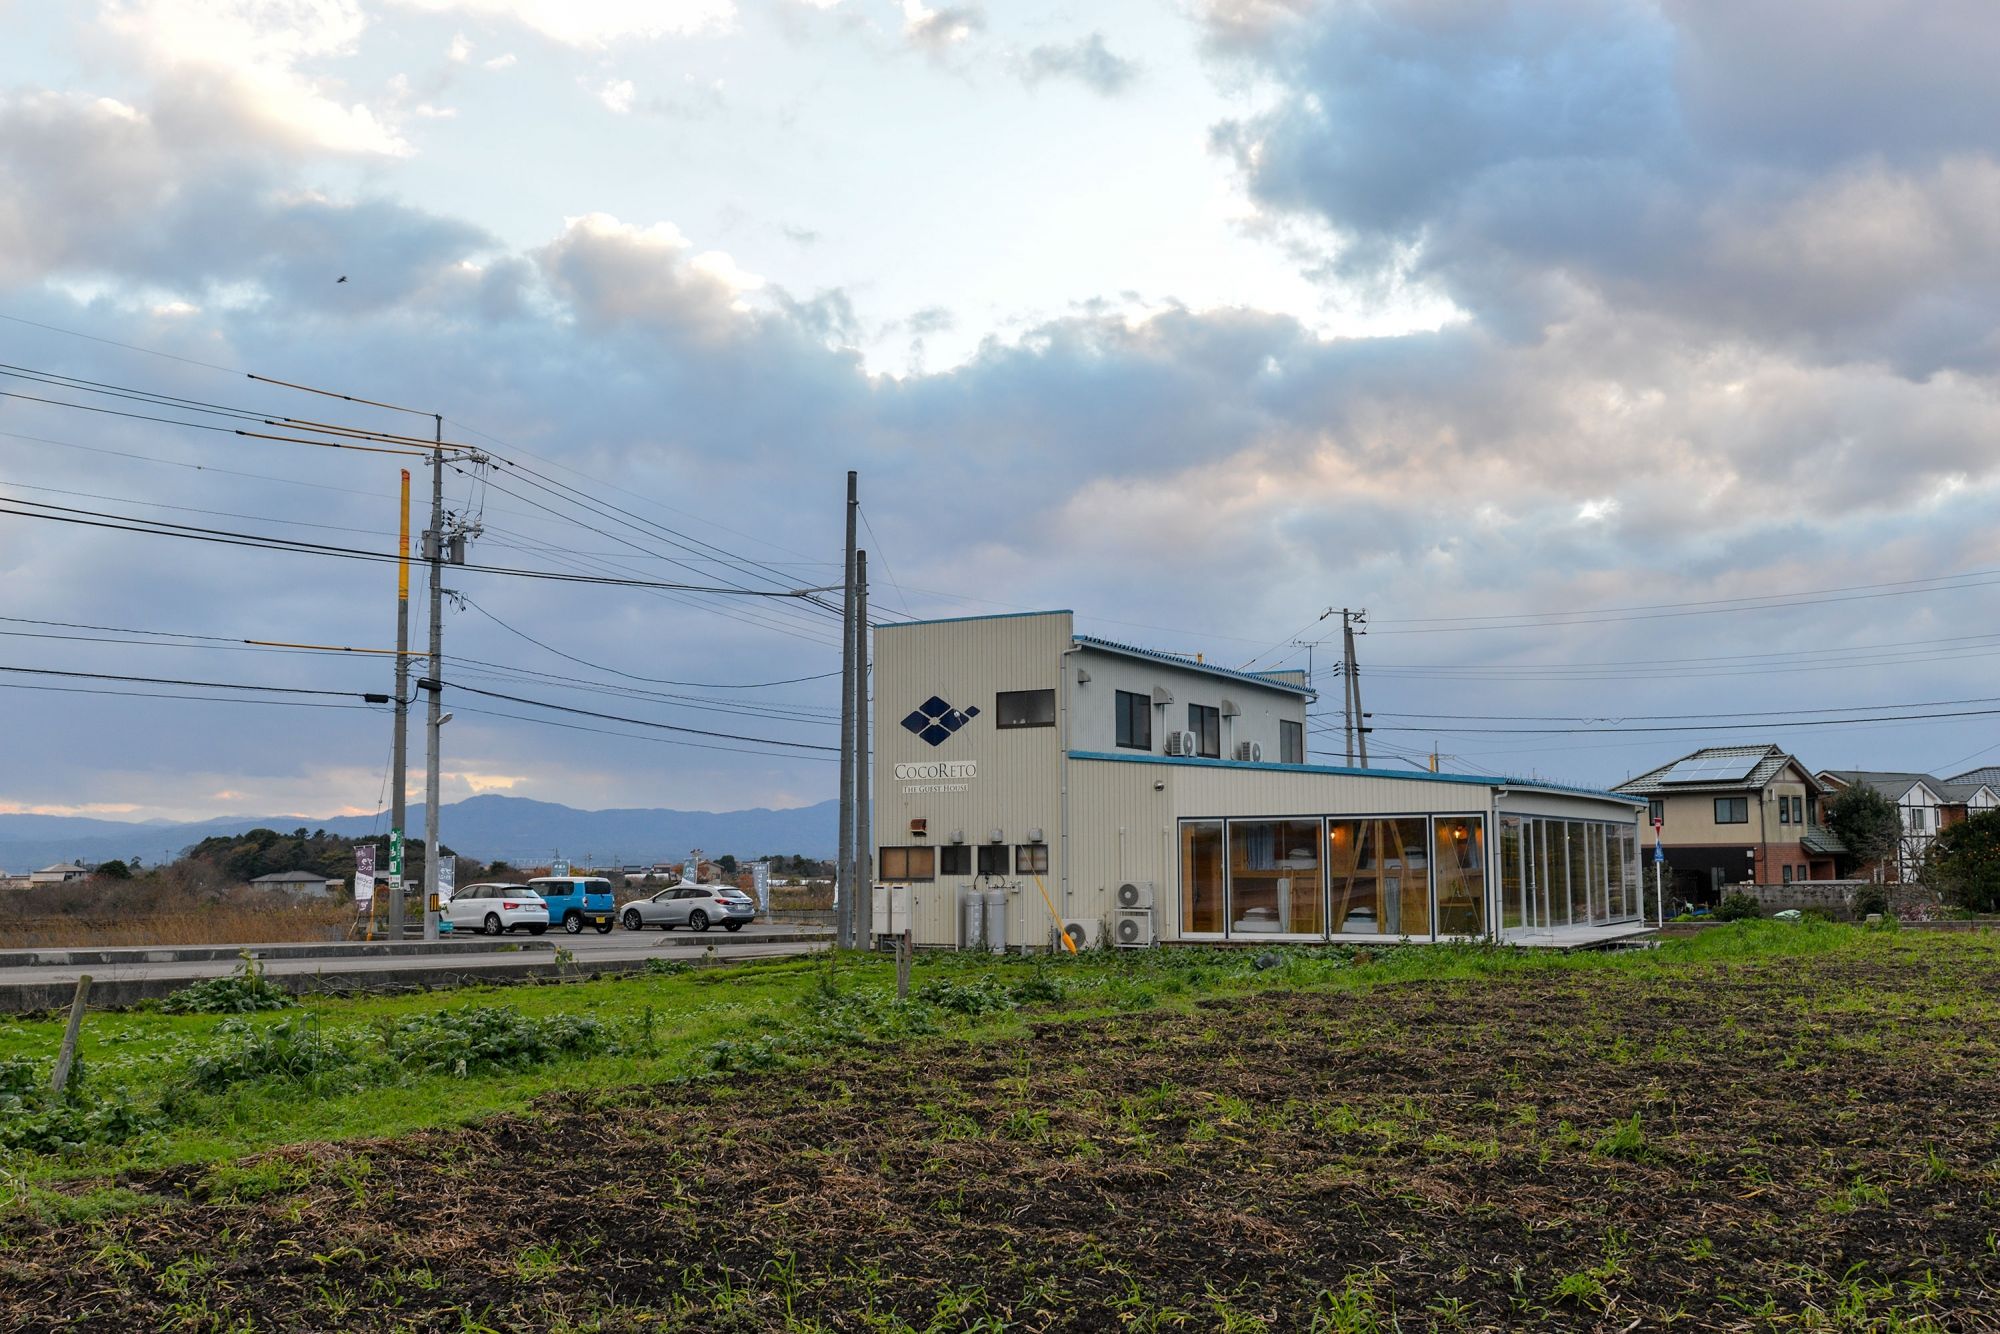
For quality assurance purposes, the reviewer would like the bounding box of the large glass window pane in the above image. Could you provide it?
[1180,821,1225,934]
[1596,824,1616,921]
[1566,821,1590,925]
[1532,820,1551,930]
[1499,818,1524,932]
[1435,816,1486,936]
[1619,826,1638,921]
[1226,819,1323,935]
[1327,817,1429,937]
[995,689,1056,728]
[1115,690,1151,750]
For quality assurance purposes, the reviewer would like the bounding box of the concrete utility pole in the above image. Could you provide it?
[854,548,871,949]
[1342,609,1370,768]
[837,471,858,950]
[389,467,411,938]
[422,415,447,942]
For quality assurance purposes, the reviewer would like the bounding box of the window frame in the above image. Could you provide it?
[1189,703,1221,759]
[994,688,1056,730]
[1280,719,1304,765]
[1778,795,1791,825]
[1014,843,1050,874]
[977,844,1010,876]
[1647,799,1664,826]
[938,845,971,877]
[1114,689,1152,751]
[1714,797,1749,825]
[877,846,936,883]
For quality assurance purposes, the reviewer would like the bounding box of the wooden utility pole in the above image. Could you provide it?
[1342,609,1369,767]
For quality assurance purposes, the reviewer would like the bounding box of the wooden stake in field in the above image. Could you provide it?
[50,975,90,1097]
[896,928,912,1000]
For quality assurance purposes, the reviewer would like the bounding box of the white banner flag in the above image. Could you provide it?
[354,845,376,909]
[437,859,456,906]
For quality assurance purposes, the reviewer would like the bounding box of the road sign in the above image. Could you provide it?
[1654,843,1666,864]
[389,829,404,877]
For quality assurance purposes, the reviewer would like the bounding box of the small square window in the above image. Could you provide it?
[939,845,971,876]
[878,846,935,882]
[1015,843,1049,874]
[977,844,1010,876]
[1714,797,1748,824]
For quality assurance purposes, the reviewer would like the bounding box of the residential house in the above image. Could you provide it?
[249,869,341,898]
[1814,769,2000,881]
[28,862,90,885]
[1616,746,1843,904]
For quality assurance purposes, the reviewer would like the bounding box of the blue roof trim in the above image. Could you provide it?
[879,609,1073,629]
[1072,635,1318,699]
[1068,750,1642,805]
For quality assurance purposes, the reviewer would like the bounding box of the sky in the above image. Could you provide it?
[2,0,1998,825]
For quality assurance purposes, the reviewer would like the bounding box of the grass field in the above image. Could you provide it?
[4,924,1999,1330]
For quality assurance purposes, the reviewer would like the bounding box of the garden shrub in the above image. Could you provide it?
[186,1017,370,1093]
[1716,892,1762,922]
[1852,884,1891,920]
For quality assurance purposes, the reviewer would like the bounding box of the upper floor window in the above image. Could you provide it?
[1189,704,1221,759]
[1115,690,1152,750]
[939,845,971,877]
[1015,843,1050,874]
[1715,797,1749,824]
[1280,719,1304,765]
[1792,795,1805,824]
[1778,795,1791,825]
[977,844,1010,876]
[995,689,1055,729]
[1648,799,1664,825]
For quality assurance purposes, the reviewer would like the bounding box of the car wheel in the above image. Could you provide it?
[528,926,547,936]
[688,910,710,932]
[484,913,503,936]
[622,909,644,931]
[595,918,613,934]
[563,911,584,935]
[724,921,743,932]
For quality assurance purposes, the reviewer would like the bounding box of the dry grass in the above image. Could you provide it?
[2,904,351,948]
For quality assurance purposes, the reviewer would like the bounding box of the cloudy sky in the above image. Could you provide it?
[2,0,1998,824]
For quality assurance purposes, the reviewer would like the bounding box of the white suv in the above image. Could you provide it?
[447,883,550,935]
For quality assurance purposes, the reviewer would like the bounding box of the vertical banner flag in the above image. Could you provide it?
[355,844,376,909]
[751,860,771,915]
[437,859,456,906]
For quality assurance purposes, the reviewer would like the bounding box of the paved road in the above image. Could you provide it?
[0,924,830,1010]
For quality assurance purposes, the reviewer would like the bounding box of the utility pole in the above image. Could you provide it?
[837,471,858,950]
[854,548,871,950]
[389,467,411,938]
[1342,609,1370,768]
[422,418,446,942]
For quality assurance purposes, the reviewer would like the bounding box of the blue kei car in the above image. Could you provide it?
[526,876,617,934]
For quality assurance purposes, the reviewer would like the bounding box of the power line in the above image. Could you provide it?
[0,310,242,374]
[1371,706,2000,735]
[0,494,835,595]
[448,703,842,762]
[1325,692,2000,724]
[458,596,841,690]
[434,679,843,753]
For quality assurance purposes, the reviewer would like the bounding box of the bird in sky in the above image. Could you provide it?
[336,275,348,284]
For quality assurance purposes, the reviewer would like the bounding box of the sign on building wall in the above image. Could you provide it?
[894,760,978,793]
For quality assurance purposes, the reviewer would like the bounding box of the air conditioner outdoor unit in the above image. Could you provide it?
[1056,919,1100,951]
[1165,730,1199,757]
[1114,908,1155,948]
[1116,881,1154,910]
[1233,741,1263,762]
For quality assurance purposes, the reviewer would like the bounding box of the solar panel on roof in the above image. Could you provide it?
[1657,753,1761,784]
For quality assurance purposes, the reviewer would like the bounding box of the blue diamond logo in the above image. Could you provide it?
[903,697,978,747]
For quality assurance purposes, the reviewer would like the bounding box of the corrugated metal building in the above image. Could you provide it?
[872,611,1650,950]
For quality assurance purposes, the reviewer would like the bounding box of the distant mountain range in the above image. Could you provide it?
[0,794,838,873]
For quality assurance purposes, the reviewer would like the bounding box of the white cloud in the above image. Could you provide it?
[596,77,636,114]
[483,52,518,70]
[100,0,410,156]
[391,0,735,48]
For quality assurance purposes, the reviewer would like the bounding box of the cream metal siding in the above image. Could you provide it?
[872,611,1071,949]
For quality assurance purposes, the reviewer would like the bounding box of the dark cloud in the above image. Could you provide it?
[1208,0,2000,375]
